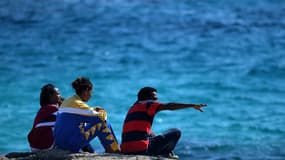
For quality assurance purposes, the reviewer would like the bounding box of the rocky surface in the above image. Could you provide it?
[1,149,172,160]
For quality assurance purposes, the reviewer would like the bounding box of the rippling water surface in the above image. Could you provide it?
[0,0,285,159]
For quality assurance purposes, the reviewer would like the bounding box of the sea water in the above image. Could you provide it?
[0,0,284,159]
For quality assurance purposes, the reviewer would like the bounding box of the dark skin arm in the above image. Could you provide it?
[157,103,207,112]
[150,103,207,136]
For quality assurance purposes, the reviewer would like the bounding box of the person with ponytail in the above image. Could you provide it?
[27,84,63,152]
[54,77,120,153]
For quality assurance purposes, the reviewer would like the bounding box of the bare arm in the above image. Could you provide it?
[158,103,207,112]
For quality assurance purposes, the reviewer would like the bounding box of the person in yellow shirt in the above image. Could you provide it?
[54,77,120,153]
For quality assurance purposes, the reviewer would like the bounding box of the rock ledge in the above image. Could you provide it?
[2,149,172,160]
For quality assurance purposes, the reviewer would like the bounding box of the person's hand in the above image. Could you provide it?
[193,104,207,112]
[93,106,108,120]
[58,96,64,106]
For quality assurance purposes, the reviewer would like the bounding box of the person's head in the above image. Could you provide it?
[137,87,158,101]
[72,77,93,102]
[40,84,61,107]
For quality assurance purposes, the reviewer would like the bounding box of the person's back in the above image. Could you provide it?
[121,100,161,154]
[54,94,108,152]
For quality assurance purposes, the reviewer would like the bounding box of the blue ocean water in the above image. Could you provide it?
[0,0,285,159]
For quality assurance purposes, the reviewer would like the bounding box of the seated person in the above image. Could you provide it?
[121,87,207,158]
[27,84,62,152]
[54,77,120,153]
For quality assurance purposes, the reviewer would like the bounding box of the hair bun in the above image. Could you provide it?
[72,77,93,94]
[72,80,79,90]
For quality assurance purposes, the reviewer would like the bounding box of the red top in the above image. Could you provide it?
[27,104,58,150]
[120,100,161,154]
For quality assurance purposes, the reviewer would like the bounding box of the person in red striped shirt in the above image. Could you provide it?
[120,87,207,159]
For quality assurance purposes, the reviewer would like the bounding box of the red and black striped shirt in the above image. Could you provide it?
[120,100,161,154]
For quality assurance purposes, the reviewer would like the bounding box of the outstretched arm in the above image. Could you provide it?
[158,103,207,112]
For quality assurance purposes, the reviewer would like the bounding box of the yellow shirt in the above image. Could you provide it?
[61,95,107,121]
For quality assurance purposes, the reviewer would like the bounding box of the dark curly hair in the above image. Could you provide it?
[40,84,57,107]
[137,87,157,101]
[72,77,93,95]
